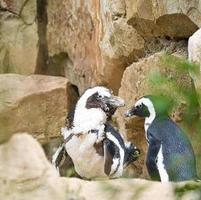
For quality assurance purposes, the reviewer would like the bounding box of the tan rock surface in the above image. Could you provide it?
[47,0,100,93]
[47,0,144,94]
[0,0,38,74]
[0,133,67,200]
[63,177,201,200]
[126,0,199,37]
[0,74,78,144]
[46,0,199,94]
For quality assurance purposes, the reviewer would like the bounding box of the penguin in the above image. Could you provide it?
[52,86,140,179]
[124,95,197,182]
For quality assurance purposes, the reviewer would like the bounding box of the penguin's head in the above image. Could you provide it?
[83,86,125,117]
[124,95,172,118]
[73,86,125,130]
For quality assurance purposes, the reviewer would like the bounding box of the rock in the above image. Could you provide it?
[187,27,201,113]
[0,133,67,200]
[188,27,201,68]
[47,0,99,93]
[144,37,188,58]
[62,177,201,200]
[0,0,38,74]
[46,0,200,94]
[46,0,144,93]
[99,15,144,93]
[114,52,200,178]
[126,0,199,38]
[0,74,78,144]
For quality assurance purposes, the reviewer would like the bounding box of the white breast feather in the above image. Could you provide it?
[156,145,169,182]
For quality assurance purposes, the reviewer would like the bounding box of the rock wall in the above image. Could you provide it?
[0,0,38,74]
[46,0,199,94]
[1,0,201,184]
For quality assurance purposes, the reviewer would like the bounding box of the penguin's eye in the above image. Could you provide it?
[137,104,143,109]
[97,94,102,99]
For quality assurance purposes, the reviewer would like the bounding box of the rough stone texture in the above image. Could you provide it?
[114,52,201,178]
[47,0,100,93]
[98,1,145,93]
[0,0,38,74]
[0,133,67,200]
[63,177,201,200]
[0,74,78,144]
[46,0,201,94]
[47,0,144,94]
[144,37,188,58]
[126,0,199,38]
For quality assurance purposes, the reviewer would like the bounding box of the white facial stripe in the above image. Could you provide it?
[135,97,155,114]
[135,97,156,132]
[157,145,169,182]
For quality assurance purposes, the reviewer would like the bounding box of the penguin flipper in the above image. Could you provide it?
[52,144,68,171]
[146,132,161,181]
[104,139,120,177]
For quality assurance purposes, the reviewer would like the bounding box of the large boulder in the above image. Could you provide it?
[0,74,78,144]
[126,0,199,38]
[47,0,144,94]
[114,53,201,178]
[0,133,67,200]
[0,0,38,74]
[63,177,201,200]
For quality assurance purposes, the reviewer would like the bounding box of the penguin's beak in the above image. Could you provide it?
[103,96,125,107]
[124,106,138,117]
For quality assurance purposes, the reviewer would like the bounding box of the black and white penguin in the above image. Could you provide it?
[52,86,140,179]
[125,95,197,182]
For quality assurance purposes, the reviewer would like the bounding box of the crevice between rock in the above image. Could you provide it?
[35,0,48,74]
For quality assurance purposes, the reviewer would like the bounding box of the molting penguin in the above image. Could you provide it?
[125,95,197,182]
[52,86,140,179]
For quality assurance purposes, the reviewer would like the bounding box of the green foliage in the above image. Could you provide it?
[147,54,200,126]
[174,182,201,200]
[162,55,199,75]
